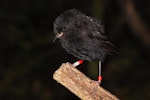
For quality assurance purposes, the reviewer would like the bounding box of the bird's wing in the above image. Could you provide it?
[85,16,108,41]
[85,16,117,54]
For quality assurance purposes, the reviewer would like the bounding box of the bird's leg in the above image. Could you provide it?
[72,60,83,67]
[90,61,102,94]
[95,61,102,86]
[68,60,83,80]
[98,61,102,84]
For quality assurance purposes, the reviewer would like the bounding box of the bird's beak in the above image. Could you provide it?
[53,32,64,43]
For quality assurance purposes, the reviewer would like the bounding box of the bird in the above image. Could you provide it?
[53,9,116,85]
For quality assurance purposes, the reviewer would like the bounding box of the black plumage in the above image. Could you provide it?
[53,9,115,62]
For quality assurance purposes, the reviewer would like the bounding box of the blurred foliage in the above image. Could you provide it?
[0,0,150,100]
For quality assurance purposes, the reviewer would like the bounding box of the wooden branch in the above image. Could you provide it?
[53,62,119,100]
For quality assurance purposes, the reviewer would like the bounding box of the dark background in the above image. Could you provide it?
[0,0,150,100]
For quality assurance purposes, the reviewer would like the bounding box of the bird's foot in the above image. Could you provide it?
[89,80,101,94]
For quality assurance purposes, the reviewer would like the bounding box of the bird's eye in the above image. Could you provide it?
[62,25,67,31]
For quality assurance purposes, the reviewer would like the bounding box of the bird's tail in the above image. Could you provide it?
[102,41,118,55]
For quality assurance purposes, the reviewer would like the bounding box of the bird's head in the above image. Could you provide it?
[53,9,83,43]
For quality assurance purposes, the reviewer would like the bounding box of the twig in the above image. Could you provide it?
[53,62,119,100]
[119,0,150,45]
